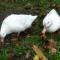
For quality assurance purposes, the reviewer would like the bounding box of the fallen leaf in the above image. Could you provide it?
[51,48,57,55]
[33,55,39,60]
[32,45,48,60]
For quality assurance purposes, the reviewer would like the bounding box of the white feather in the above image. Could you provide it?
[0,14,37,38]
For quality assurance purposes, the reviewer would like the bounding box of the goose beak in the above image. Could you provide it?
[42,27,47,34]
[40,27,47,40]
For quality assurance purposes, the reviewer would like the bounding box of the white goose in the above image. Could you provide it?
[0,14,37,42]
[41,9,60,37]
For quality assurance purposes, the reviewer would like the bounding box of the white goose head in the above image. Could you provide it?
[43,19,52,28]
[43,9,59,29]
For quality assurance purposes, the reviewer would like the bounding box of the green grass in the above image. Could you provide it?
[0,34,59,60]
[0,0,60,60]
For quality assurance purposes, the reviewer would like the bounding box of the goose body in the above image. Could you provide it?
[0,14,37,38]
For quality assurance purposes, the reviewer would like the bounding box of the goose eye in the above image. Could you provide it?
[47,21,49,24]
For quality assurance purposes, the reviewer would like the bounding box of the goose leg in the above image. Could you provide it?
[11,33,20,44]
[10,33,21,47]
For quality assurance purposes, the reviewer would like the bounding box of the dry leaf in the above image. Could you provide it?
[44,39,57,49]
[33,55,39,60]
[51,48,57,55]
[32,45,48,60]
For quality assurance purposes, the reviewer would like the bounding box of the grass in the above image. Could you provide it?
[0,34,59,60]
[0,0,60,60]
